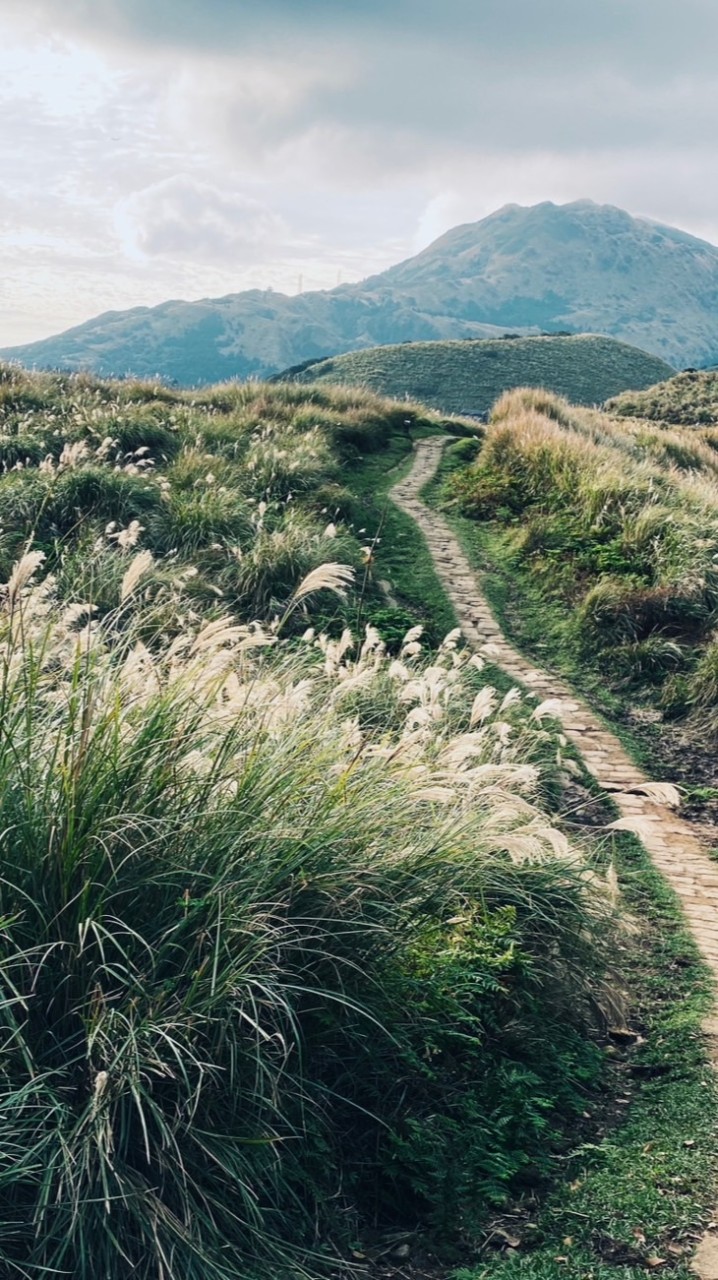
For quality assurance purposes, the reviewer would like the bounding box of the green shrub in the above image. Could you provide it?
[578,579,709,650]
[442,437,483,474]
[229,512,357,613]
[104,413,181,459]
[150,487,253,556]
[45,467,163,536]
[610,636,686,682]
[0,471,53,569]
[687,636,718,727]
[359,603,419,652]
[0,435,51,469]
[304,481,357,520]
[0,377,54,413]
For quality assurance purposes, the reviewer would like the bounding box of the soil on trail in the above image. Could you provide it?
[391,437,718,1279]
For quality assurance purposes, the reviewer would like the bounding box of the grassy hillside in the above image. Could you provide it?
[283,335,675,415]
[607,369,718,424]
[0,364,467,644]
[2,366,717,1280]
[0,363,634,1279]
[444,387,718,800]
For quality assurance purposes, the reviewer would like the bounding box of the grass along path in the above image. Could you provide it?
[391,437,718,1280]
[346,424,458,642]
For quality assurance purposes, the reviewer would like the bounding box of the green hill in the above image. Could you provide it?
[280,334,675,415]
[607,369,718,424]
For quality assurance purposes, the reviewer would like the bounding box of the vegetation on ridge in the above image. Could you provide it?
[0,364,466,645]
[282,335,675,416]
[607,369,718,425]
[442,385,718,834]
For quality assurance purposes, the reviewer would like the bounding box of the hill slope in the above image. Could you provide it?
[607,369,718,424]
[281,335,675,414]
[447,385,718,747]
[2,199,718,382]
[0,363,624,1279]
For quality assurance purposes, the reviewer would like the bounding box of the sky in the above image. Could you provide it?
[2,0,718,346]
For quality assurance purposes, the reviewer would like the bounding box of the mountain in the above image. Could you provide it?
[2,200,718,384]
[281,335,675,415]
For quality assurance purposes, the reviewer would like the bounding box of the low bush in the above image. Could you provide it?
[149,486,254,556]
[688,636,718,729]
[45,466,163,536]
[104,413,182,459]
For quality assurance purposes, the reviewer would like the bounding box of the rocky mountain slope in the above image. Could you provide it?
[2,200,717,383]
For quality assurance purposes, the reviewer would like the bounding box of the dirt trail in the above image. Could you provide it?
[391,437,718,1277]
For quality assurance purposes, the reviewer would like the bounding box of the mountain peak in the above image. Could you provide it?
[2,201,717,383]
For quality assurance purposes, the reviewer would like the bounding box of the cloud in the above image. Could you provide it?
[8,0,718,69]
[3,0,718,345]
[8,0,718,180]
[115,176,287,263]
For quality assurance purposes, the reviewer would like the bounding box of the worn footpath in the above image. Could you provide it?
[391,437,718,1277]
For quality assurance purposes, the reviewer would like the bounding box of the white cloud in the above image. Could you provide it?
[1,0,718,346]
[115,176,287,263]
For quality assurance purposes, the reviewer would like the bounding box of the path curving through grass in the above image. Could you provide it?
[392,436,718,1280]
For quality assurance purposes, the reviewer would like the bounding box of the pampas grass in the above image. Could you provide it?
[451,385,718,728]
[0,566,618,1279]
[0,367,451,627]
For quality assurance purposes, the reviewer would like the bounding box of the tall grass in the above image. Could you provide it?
[0,368,450,631]
[607,369,718,425]
[0,557,617,1279]
[449,387,718,727]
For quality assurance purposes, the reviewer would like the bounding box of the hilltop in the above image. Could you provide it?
[2,200,718,383]
[607,369,718,424]
[281,334,675,414]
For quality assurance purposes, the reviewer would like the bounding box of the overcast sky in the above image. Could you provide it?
[2,0,718,345]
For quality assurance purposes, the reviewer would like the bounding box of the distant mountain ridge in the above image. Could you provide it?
[2,200,718,384]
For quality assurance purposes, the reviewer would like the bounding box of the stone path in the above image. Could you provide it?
[391,437,718,1276]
